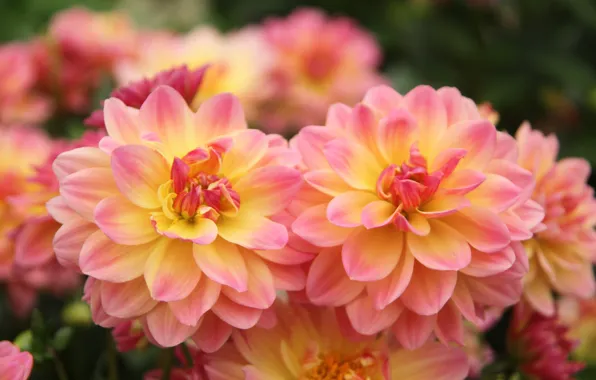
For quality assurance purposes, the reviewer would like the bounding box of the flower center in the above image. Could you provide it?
[300,352,378,380]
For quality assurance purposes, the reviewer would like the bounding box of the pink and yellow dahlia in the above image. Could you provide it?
[0,340,33,380]
[559,297,596,363]
[290,85,543,348]
[0,43,51,124]
[115,27,271,119]
[202,302,469,379]
[51,86,306,349]
[258,8,384,133]
[514,122,596,316]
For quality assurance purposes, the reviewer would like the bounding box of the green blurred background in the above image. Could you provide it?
[2,0,596,378]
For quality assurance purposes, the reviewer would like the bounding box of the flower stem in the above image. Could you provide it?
[50,349,69,380]
[181,343,194,368]
[161,348,174,380]
[106,331,118,380]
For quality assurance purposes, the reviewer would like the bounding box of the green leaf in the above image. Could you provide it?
[52,327,75,351]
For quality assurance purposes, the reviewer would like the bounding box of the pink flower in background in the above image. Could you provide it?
[112,320,148,352]
[115,27,272,120]
[0,341,33,380]
[0,43,51,124]
[85,65,207,128]
[514,122,596,316]
[558,297,596,364]
[290,84,542,349]
[51,85,306,349]
[203,301,469,379]
[258,8,385,133]
[508,301,584,380]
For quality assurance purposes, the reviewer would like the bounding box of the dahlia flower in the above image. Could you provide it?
[0,340,33,380]
[290,84,542,348]
[51,86,305,349]
[115,27,271,118]
[258,8,384,132]
[514,122,596,316]
[85,65,207,128]
[558,296,596,363]
[0,43,51,124]
[508,301,584,380]
[202,302,469,379]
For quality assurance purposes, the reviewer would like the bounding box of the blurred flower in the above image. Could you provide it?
[290,85,541,349]
[115,27,272,120]
[508,301,584,380]
[0,340,33,380]
[85,65,207,128]
[0,43,51,124]
[463,322,494,378]
[258,8,385,133]
[514,122,596,316]
[51,86,306,349]
[477,102,499,125]
[203,302,469,379]
[62,300,93,326]
[112,320,148,352]
[558,297,596,364]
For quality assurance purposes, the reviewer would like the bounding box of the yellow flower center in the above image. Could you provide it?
[300,352,378,380]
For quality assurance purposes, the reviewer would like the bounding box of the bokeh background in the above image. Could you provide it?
[1,0,596,379]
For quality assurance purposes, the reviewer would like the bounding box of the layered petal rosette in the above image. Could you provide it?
[291,85,542,348]
[515,123,596,316]
[203,301,469,380]
[51,86,304,349]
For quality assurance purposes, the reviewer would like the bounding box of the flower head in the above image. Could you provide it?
[514,122,596,316]
[290,85,542,348]
[115,27,271,119]
[508,301,584,380]
[204,302,470,379]
[0,43,51,124]
[0,340,33,380]
[51,86,305,348]
[258,8,384,132]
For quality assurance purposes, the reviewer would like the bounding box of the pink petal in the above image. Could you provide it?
[0,351,33,380]
[394,212,431,236]
[344,103,378,152]
[194,93,247,143]
[442,206,510,253]
[392,310,437,350]
[253,246,315,265]
[464,274,523,309]
[233,166,303,217]
[14,218,58,266]
[103,98,141,144]
[169,276,221,326]
[145,303,198,347]
[375,109,418,166]
[194,238,248,292]
[523,277,555,316]
[325,102,352,129]
[467,174,520,213]
[327,191,377,227]
[306,247,365,306]
[138,86,195,158]
[304,170,352,196]
[294,126,338,170]
[437,87,468,125]
[59,167,118,220]
[292,204,353,247]
[440,169,486,195]
[407,219,471,271]
[361,200,398,229]
[100,277,157,319]
[442,119,496,170]
[220,129,268,180]
[390,340,470,379]
[434,301,464,345]
[362,85,402,115]
[367,251,415,309]
[450,279,479,324]
[217,212,287,250]
[345,296,403,335]
[342,226,403,281]
[460,246,515,277]
[53,147,110,182]
[553,263,595,299]
[211,296,262,329]
[192,312,233,353]
[402,85,447,155]
[46,196,79,225]
[53,219,96,270]
[94,195,157,245]
[268,263,306,291]
[418,195,470,218]
[80,230,153,283]
[401,262,457,315]
[111,144,170,209]
[221,252,276,309]
[324,138,383,191]
[145,239,201,302]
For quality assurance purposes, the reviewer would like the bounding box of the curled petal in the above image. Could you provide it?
[211,296,262,329]
[101,278,157,319]
[218,213,287,250]
[324,138,383,191]
[327,191,377,227]
[194,238,248,292]
[292,204,352,247]
[94,195,157,245]
[392,310,437,350]
[60,168,118,220]
[442,206,510,253]
[146,303,198,347]
[169,276,221,326]
[221,253,276,309]
[192,312,233,353]
[345,296,403,335]
[53,147,110,182]
[367,251,415,309]
[401,262,457,315]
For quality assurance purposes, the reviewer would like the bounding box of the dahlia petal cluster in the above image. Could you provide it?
[51,85,307,349]
[290,84,542,348]
[0,340,33,380]
[514,122,596,316]
[258,8,385,132]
